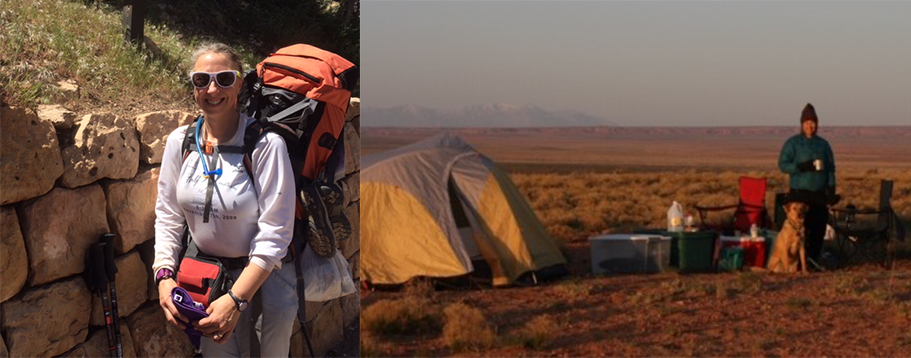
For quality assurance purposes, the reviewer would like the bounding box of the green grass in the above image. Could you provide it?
[1,0,190,109]
[0,0,358,110]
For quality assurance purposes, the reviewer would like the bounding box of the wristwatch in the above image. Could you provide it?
[154,268,174,284]
[227,290,248,312]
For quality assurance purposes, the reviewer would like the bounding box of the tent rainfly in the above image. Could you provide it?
[361,133,566,286]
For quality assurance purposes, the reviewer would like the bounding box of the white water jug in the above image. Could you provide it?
[667,201,684,232]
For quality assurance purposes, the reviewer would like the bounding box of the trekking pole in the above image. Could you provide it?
[293,225,316,358]
[297,251,316,358]
[89,243,118,358]
[303,323,315,358]
[101,234,123,358]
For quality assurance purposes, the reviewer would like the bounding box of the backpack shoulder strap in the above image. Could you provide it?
[181,116,202,164]
[320,126,346,184]
[238,120,266,187]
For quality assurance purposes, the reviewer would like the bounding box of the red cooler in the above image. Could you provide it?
[720,235,766,268]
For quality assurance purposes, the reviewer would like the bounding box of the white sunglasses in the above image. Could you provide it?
[189,70,241,89]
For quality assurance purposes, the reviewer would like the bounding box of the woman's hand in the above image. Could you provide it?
[158,279,188,330]
[196,294,241,344]
[797,159,816,172]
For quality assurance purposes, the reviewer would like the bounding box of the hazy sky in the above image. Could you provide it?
[361,1,911,126]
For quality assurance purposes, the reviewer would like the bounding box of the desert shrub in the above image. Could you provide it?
[629,279,693,305]
[862,288,897,304]
[829,274,864,295]
[547,225,578,242]
[404,278,435,299]
[733,271,764,294]
[628,290,659,306]
[442,302,496,351]
[360,328,383,358]
[362,297,442,336]
[517,315,559,350]
[554,278,592,300]
[714,279,731,300]
[785,298,812,309]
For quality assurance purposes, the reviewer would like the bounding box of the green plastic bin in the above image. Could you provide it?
[674,231,716,273]
[634,229,717,273]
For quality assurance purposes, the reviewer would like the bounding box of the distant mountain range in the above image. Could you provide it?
[363,125,911,139]
[362,104,617,127]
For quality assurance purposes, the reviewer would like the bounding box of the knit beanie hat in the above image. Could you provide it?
[801,103,818,124]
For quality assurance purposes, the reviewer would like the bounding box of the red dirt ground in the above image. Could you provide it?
[362,241,911,357]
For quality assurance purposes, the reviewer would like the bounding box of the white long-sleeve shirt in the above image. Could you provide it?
[153,113,295,273]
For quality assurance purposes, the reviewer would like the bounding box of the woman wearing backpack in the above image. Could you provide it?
[152,42,298,356]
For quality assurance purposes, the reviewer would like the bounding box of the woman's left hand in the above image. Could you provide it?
[196,295,241,344]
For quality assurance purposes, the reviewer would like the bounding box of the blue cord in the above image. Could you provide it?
[195,117,222,178]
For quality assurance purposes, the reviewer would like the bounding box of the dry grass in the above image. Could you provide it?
[553,278,592,300]
[359,328,383,358]
[785,298,813,309]
[514,315,559,350]
[404,278,436,299]
[513,168,911,243]
[361,297,442,336]
[442,302,496,351]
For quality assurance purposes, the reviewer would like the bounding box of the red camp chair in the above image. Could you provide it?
[695,176,772,234]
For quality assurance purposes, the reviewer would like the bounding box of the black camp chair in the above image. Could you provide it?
[830,180,906,268]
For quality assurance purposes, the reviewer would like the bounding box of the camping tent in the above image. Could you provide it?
[361,133,566,286]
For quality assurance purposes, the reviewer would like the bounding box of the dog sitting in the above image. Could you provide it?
[766,201,809,274]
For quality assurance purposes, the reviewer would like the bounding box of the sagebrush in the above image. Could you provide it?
[442,302,496,351]
[361,297,442,336]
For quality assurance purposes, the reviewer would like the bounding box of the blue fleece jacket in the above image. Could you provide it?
[778,133,836,192]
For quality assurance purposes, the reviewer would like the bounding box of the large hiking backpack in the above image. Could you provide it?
[239,43,359,259]
[241,44,358,184]
[181,43,358,356]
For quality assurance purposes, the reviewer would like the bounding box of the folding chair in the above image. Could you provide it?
[695,176,772,235]
[830,180,905,268]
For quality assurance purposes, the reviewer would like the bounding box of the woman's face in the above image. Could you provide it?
[802,120,817,138]
[192,52,241,119]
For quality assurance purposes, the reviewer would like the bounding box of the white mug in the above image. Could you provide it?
[813,159,823,171]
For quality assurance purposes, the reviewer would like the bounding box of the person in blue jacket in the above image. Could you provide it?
[778,103,838,265]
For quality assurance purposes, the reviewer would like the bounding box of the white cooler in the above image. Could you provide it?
[589,234,672,274]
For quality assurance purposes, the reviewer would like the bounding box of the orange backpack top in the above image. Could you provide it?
[247,44,358,181]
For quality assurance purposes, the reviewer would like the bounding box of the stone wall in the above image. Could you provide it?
[0,99,360,358]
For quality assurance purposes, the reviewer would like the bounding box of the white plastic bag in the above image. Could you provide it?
[667,201,684,232]
[824,224,836,241]
[299,244,356,302]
